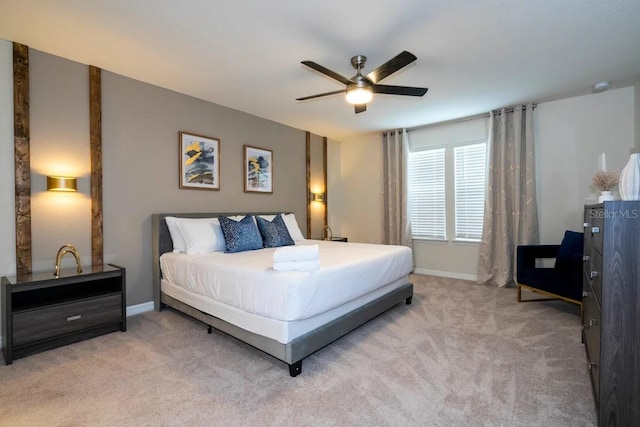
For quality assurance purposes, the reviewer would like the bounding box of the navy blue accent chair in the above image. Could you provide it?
[516,231,584,306]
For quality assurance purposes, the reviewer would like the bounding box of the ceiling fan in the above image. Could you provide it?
[296,51,428,113]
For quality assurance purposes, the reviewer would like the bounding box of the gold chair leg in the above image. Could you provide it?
[516,283,582,306]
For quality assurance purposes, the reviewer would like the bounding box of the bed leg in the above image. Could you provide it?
[207,325,212,334]
[405,296,412,305]
[288,360,302,377]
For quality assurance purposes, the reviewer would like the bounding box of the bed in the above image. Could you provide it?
[152,212,413,376]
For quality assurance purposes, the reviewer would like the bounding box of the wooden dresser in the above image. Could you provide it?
[582,201,640,426]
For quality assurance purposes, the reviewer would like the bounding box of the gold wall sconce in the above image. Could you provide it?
[312,192,325,203]
[47,176,77,192]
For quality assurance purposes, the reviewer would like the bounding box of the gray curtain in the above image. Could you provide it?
[382,129,412,248]
[478,104,539,287]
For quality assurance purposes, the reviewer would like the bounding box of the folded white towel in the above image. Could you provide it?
[273,260,320,271]
[273,244,319,263]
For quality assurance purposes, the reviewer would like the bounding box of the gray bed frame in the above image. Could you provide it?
[152,212,413,377]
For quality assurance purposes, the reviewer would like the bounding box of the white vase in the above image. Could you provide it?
[619,153,640,201]
[599,191,614,202]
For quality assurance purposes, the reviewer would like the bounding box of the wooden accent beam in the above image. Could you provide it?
[323,137,328,228]
[306,131,311,238]
[13,43,31,276]
[89,66,103,266]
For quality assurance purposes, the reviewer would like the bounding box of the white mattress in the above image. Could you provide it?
[161,276,408,344]
[160,240,413,322]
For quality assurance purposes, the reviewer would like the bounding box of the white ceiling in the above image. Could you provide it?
[1,0,639,141]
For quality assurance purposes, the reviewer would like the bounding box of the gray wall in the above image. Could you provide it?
[30,50,92,272]
[536,87,634,243]
[102,70,307,305]
[1,46,307,312]
[329,132,384,244]
[326,138,341,237]
[0,40,15,277]
[308,133,325,238]
[636,78,640,149]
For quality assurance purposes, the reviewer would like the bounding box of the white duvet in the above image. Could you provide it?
[160,240,413,322]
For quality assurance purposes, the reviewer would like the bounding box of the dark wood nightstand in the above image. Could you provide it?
[2,264,126,365]
[313,237,348,242]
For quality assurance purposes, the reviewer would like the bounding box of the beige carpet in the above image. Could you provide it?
[0,274,596,426]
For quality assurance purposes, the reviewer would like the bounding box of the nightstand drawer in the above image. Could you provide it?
[13,294,122,346]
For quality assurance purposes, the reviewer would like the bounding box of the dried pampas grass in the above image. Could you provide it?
[592,171,619,191]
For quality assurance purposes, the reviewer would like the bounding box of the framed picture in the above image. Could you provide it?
[179,131,220,191]
[244,145,273,193]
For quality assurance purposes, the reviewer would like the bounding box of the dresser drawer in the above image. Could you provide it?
[12,294,122,346]
[582,290,601,402]
[583,253,592,286]
[589,250,603,306]
[589,208,604,252]
[583,214,593,252]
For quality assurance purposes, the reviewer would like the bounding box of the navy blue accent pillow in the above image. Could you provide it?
[256,215,295,248]
[218,215,263,253]
[555,230,584,270]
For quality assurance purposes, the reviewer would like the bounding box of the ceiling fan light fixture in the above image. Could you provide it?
[298,51,426,112]
[346,87,372,104]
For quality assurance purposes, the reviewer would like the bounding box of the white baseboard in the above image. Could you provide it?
[126,301,154,317]
[413,268,478,282]
[0,301,155,349]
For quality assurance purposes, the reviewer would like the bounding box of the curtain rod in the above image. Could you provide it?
[405,104,537,133]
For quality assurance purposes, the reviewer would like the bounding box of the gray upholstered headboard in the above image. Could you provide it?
[151,212,289,311]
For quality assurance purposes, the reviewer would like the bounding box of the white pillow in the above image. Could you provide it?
[257,214,276,221]
[165,216,190,253]
[177,220,226,254]
[165,217,224,253]
[282,213,305,241]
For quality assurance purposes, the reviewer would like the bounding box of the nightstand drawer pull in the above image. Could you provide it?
[67,314,82,322]
[591,226,600,234]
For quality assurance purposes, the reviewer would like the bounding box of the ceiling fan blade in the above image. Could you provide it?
[372,84,428,97]
[355,104,367,114]
[301,61,353,85]
[296,89,346,101]
[366,51,417,84]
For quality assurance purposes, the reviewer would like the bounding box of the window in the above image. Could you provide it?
[454,143,486,240]
[408,141,486,242]
[408,148,446,240]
